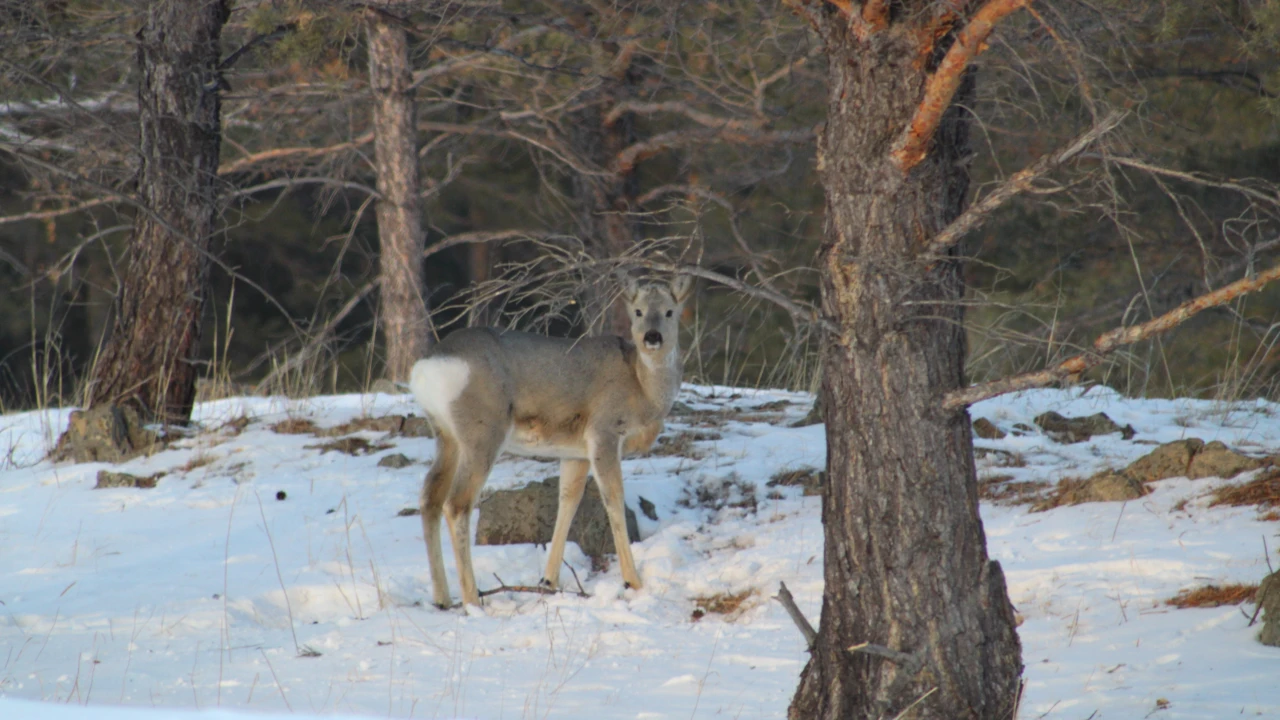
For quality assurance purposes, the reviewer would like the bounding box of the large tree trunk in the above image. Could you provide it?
[367,9,430,382]
[85,0,229,425]
[790,8,1022,719]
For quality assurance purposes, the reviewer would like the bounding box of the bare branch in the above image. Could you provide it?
[892,0,1031,171]
[0,196,123,227]
[944,260,1280,409]
[1101,155,1280,210]
[604,100,764,131]
[622,258,835,334]
[228,177,381,200]
[921,110,1126,258]
[218,132,374,176]
[775,581,817,650]
[615,126,813,173]
[422,229,571,261]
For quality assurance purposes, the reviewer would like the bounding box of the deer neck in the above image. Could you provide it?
[632,342,683,418]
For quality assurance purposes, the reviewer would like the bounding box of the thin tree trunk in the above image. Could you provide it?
[790,9,1022,719]
[85,0,229,425]
[367,9,430,381]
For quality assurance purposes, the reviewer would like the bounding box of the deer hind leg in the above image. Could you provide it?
[443,425,505,607]
[422,432,459,608]
[588,433,642,590]
[541,458,590,590]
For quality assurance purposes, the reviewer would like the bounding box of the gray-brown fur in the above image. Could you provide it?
[410,274,693,607]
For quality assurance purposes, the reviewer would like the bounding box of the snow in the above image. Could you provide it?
[1,385,1278,719]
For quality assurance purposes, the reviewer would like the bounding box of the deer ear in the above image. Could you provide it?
[671,274,694,304]
[616,269,641,301]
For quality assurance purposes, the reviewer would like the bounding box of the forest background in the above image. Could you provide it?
[0,0,1277,410]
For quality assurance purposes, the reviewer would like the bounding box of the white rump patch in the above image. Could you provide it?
[409,356,471,437]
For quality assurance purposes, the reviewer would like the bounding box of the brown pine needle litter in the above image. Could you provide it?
[1209,468,1280,511]
[1165,584,1258,609]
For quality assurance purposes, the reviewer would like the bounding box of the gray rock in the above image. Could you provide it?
[1034,411,1135,443]
[95,470,162,489]
[1124,438,1262,483]
[1188,440,1263,480]
[377,453,414,469]
[973,417,1006,440]
[1125,439,1201,483]
[475,477,639,559]
[53,404,159,464]
[1034,470,1147,511]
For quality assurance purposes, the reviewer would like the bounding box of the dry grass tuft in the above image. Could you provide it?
[1209,468,1280,510]
[180,453,217,473]
[272,418,318,435]
[305,437,393,456]
[1165,583,1258,609]
[270,415,432,439]
[767,467,824,496]
[690,589,754,622]
[649,430,721,458]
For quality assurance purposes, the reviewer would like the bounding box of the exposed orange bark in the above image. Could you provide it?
[860,0,889,34]
[892,0,1030,171]
[943,260,1280,409]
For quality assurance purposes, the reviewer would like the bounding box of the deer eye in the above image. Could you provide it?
[665,310,673,318]
[634,309,642,317]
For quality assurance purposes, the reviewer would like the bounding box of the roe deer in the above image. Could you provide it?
[409,274,693,607]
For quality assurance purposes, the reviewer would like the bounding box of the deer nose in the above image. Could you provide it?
[643,330,663,348]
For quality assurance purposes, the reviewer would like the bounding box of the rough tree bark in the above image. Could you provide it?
[789,2,1024,718]
[367,8,431,381]
[84,0,229,425]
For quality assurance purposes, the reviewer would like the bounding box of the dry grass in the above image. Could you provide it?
[677,474,758,514]
[1209,468,1280,510]
[767,467,824,496]
[974,447,1028,468]
[272,418,317,435]
[1165,583,1258,609]
[304,437,393,456]
[649,430,721,458]
[690,589,754,622]
[180,453,217,473]
[977,475,1051,506]
[271,415,432,439]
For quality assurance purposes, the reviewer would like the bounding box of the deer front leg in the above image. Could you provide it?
[587,433,642,590]
[541,458,590,589]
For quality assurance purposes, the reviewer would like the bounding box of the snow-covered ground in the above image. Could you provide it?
[1,385,1278,719]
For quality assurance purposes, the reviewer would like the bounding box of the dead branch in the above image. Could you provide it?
[638,183,781,299]
[623,258,835,335]
[218,132,374,176]
[422,229,571,261]
[848,641,918,668]
[1100,155,1280,210]
[228,177,381,200]
[892,0,1031,171]
[775,581,817,650]
[921,109,1125,258]
[615,126,814,173]
[943,260,1280,409]
[251,279,379,389]
[0,196,122,227]
[479,574,589,599]
[604,100,765,131]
